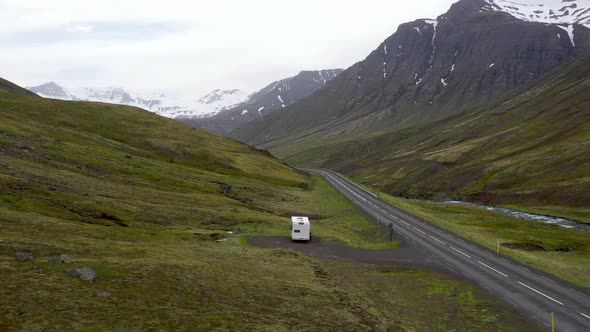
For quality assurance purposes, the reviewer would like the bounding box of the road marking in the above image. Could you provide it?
[478,261,509,277]
[517,282,564,305]
[399,220,410,226]
[503,297,518,308]
[541,276,555,284]
[519,266,530,272]
[429,235,446,245]
[580,312,590,320]
[569,288,587,297]
[479,283,491,291]
[499,258,510,264]
[412,227,426,234]
[450,246,472,258]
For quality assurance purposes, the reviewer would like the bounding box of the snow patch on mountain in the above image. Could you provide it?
[194,89,251,118]
[484,0,590,28]
[27,83,250,119]
[556,24,576,46]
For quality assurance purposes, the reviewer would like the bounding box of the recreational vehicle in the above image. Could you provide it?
[291,216,311,241]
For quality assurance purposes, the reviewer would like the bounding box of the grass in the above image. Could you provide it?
[0,206,540,331]
[0,90,542,330]
[379,193,590,288]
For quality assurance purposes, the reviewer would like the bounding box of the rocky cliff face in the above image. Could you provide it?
[180,69,342,135]
[233,0,590,147]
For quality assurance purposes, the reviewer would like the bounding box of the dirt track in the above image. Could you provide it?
[248,236,451,273]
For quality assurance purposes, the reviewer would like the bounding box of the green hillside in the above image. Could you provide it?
[0,77,38,97]
[278,55,590,223]
[0,90,536,330]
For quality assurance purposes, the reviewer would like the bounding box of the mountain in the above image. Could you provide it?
[189,89,251,118]
[286,53,590,222]
[27,82,249,119]
[180,69,343,135]
[233,0,590,148]
[485,0,590,27]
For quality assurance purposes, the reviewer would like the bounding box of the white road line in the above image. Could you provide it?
[580,312,590,320]
[519,266,530,272]
[569,288,586,297]
[399,220,410,226]
[429,235,445,245]
[542,276,555,284]
[450,246,472,258]
[503,297,519,308]
[518,282,564,305]
[412,227,426,234]
[478,261,509,277]
[479,283,491,291]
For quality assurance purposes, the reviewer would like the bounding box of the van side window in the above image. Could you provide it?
[294,230,301,233]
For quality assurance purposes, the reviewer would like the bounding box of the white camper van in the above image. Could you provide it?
[291,216,311,241]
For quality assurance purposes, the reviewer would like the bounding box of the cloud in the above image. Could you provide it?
[0,21,189,46]
[0,0,458,98]
[67,25,95,33]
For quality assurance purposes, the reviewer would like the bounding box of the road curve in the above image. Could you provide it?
[307,168,590,331]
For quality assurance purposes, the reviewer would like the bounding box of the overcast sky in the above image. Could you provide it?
[0,0,457,97]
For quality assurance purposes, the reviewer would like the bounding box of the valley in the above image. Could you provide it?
[0,84,540,330]
[3,0,590,330]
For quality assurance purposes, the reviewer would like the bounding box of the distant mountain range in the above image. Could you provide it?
[26,69,341,123]
[27,82,250,119]
[179,69,343,135]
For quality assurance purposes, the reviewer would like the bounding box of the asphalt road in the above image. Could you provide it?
[308,168,590,331]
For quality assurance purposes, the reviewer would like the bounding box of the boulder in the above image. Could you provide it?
[49,254,72,264]
[15,252,35,262]
[67,267,97,283]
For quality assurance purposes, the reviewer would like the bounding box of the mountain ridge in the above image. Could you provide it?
[233,0,590,148]
[180,69,343,135]
[281,52,590,222]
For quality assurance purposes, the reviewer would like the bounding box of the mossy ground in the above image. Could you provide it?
[0,92,539,330]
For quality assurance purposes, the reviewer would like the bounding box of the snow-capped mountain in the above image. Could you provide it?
[484,0,590,27]
[233,0,590,146]
[27,82,250,119]
[191,89,251,118]
[179,69,343,135]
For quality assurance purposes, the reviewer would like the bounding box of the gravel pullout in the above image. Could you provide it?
[249,236,455,275]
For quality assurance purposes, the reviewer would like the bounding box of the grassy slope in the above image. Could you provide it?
[379,193,590,288]
[0,78,37,97]
[0,91,539,330]
[276,55,590,222]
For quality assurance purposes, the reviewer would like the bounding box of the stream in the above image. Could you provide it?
[441,201,590,232]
